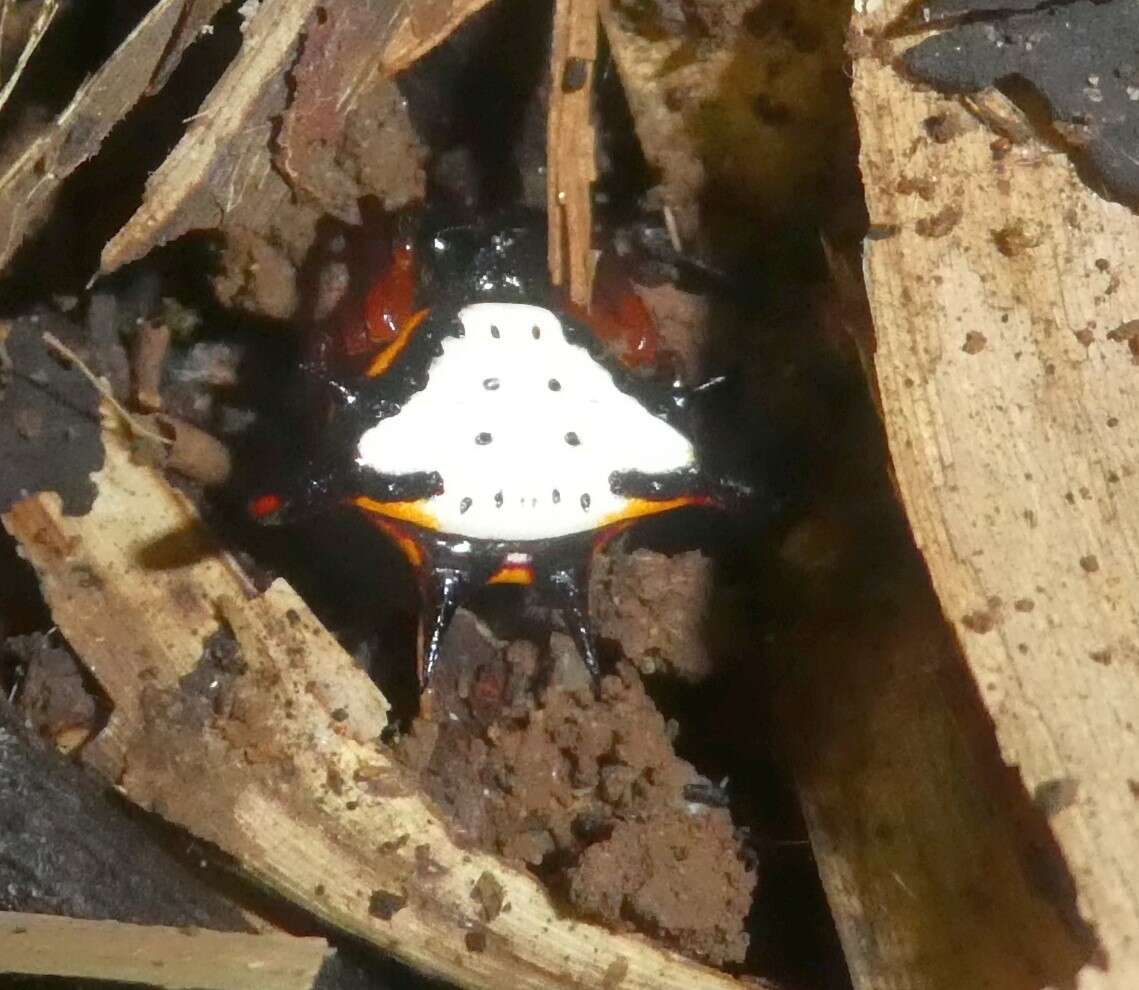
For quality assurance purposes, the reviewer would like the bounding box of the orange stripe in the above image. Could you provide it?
[599,496,706,529]
[364,307,430,378]
[487,564,534,586]
[353,496,440,531]
[356,513,426,567]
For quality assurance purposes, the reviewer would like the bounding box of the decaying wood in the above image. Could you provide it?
[0,0,228,273]
[852,2,1139,987]
[0,697,251,931]
[381,0,500,75]
[547,0,597,307]
[780,574,1094,990]
[99,0,328,275]
[0,912,329,990]
[2,422,744,990]
[0,0,60,116]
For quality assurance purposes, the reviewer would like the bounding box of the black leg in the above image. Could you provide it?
[419,568,469,688]
[546,564,602,684]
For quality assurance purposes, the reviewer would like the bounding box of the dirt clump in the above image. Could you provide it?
[591,547,714,681]
[399,615,755,965]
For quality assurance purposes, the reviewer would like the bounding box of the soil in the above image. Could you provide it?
[397,609,754,965]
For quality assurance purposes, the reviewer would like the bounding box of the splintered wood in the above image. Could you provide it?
[0,912,330,990]
[852,1,1139,987]
[0,0,228,273]
[99,0,327,274]
[547,0,598,307]
[1,422,744,990]
[381,0,500,74]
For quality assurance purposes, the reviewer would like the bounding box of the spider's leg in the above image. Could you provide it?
[418,567,470,689]
[545,562,602,684]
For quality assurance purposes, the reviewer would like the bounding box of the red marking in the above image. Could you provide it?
[568,252,663,370]
[363,235,417,348]
[333,229,419,363]
[249,493,283,520]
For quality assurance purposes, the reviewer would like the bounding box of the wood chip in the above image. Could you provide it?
[146,412,233,486]
[381,0,500,75]
[852,0,1139,985]
[0,911,329,990]
[547,0,598,306]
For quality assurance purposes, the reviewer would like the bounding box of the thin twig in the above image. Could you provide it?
[41,331,172,446]
[0,0,61,117]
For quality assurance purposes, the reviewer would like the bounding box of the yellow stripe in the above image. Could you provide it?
[599,496,702,528]
[353,496,440,531]
[364,307,430,378]
[487,565,534,586]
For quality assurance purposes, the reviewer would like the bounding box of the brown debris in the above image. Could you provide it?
[144,413,233,487]
[101,0,426,320]
[278,1,428,226]
[6,633,99,753]
[471,870,506,922]
[132,321,172,413]
[569,806,754,966]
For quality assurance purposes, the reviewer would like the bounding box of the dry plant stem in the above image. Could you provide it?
[853,3,1139,987]
[41,332,171,447]
[1,423,745,990]
[547,0,598,307]
[381,0,500,74]
[0,911,329,990]
[133,320,172,412]
[0,0,60,116]
[0,0,228,273]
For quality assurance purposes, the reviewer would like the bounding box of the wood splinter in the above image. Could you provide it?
[547,0,599,308]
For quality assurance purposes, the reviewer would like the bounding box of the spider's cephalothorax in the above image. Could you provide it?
[252,216,733,688]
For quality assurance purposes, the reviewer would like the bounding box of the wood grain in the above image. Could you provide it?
[0,0,227,273]
[852,2,1139,986]
[547,0,598,306]
[0,912,329,990]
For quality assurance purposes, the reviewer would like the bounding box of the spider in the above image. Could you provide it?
[249,213,741,689]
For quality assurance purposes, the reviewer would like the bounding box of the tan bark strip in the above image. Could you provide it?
[547,0,597,306]
[100,0,335,274]
[852,2,1139,986]
[782,582,1093,990]
[0,0,227,274]
[381,0,500,75]
[0,0,61,116]
[2,423,743,990]
[0,911,329,990]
